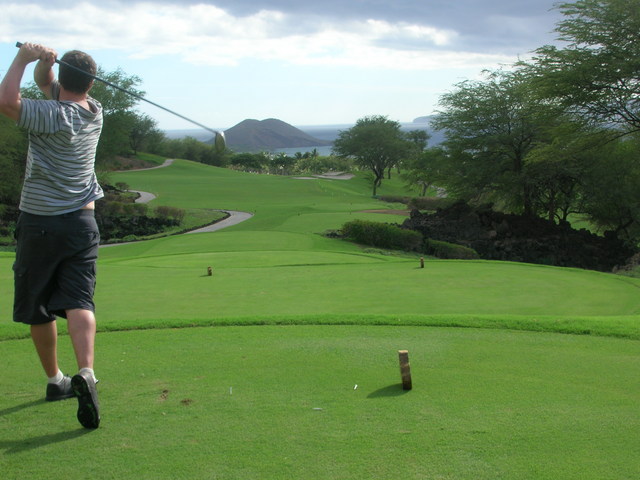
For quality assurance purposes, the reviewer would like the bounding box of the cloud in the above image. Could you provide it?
[2,2,519,70]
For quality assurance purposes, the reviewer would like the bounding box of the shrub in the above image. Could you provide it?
[376,195,412,204]
[155,205,186,222]
[408,197,455,211]
[423,238,479,259]
[341,220,423,251]
[123,202,148,216]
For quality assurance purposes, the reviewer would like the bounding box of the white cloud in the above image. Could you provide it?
[2,2,513,70]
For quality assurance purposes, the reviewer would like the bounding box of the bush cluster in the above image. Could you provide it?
[95,198,185,243]
[423,238,479,260]
[341,219,480,260]
[341,220,422,252]
[96,210,180,242]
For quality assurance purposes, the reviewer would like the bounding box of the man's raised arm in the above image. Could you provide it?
[0,43,57,120]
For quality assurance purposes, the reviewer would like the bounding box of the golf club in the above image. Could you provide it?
[16,42,226,152]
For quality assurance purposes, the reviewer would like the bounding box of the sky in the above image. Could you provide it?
[0,0,563,131]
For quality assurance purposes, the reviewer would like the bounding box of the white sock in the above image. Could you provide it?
[48,370,64,384]
[79,367,97,383]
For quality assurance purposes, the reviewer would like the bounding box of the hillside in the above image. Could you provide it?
[221,118,333,152]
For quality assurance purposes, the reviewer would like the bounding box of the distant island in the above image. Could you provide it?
[168,117,439,152]
[219,118,333,152]
[412,115,434,124]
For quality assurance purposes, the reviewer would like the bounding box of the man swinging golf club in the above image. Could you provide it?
[0,42,102,429]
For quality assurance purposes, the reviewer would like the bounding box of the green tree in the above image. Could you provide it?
[144,127,168,155]
[524,122,610,222]
[0,115,26,205]
[401,147,446,197]
[405,130,430,152]
[90,68,143,115]
[230,152,266,171]
[128,113,161,156]
[579,134,640,241]
[89,68,145,163]
[333,115,411,195]
[269,153,297,175]
[432,69,563,216]
[527,0,640,135]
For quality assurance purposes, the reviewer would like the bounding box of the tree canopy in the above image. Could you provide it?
[526,0,640,134]
[425,0,640,243]
[333,115,412,195]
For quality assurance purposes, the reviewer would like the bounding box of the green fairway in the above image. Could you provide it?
[1,326,638,480]
[1,158,639,479]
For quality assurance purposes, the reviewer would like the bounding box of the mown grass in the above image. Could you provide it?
[1,158,639,479]
[1,326,638,480]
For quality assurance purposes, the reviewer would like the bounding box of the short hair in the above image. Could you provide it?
[58,50,97,94]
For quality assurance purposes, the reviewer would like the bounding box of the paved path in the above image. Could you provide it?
[124,159,176,203]
[132,190,156,203]
[117,159,174,173]
[293,171,354,180]
[187,211,254,234]
[104,159,253,245]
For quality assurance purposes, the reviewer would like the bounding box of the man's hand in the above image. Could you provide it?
[0,42,58,120]
[16,42,57,66]
[29,44,58,98]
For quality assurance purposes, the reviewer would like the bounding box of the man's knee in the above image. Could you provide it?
[66,309,96,323]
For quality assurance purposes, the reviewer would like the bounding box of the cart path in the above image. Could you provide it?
[116,158,174,172]
[186,210,254,234]
[117,162,352,238]
[293,171,354,180]
[104,159,253,245]
[132,190,156,203]
[123,160,253,233]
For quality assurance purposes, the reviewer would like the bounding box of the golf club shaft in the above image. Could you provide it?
[16,42,225,142]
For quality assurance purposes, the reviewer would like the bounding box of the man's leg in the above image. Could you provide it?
[30,320,59,378]
[67,308,100,428]
[66,308,95,370]
[31,320,75,401]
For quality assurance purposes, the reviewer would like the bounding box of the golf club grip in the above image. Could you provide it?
[17,41,68,69]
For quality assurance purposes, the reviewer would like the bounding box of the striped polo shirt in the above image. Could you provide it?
[18,81,104,215]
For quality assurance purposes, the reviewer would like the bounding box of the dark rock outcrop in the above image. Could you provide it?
[401,201,635,272]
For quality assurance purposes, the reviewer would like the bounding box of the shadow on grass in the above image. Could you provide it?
[0,429,92,454]
[0,398,93,453]
[0,398,46,417]
[367,384,411,398]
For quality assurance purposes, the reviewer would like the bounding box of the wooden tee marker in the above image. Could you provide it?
[398,350,412,390]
